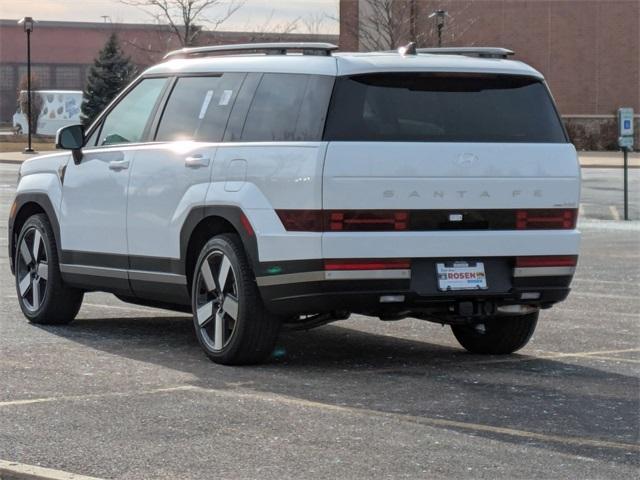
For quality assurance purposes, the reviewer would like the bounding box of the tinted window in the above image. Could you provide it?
[224,73,262,142]
[241,74,333,142]
[156,73,245,142]
[99,78,167,146]
[324,73,567,143]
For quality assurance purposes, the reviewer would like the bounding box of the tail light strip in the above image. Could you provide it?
[276,209,578,232]
[514,255,578,277]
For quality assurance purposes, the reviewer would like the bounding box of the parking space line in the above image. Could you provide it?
[1,385,637,453]
[0,458,104,480]
[570,292,640,300]
[81,302,169,315]
[580,355,640,364]
[0,385,188,408]
[467,348,640,366]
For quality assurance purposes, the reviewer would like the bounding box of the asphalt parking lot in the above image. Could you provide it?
[0,162,638,479]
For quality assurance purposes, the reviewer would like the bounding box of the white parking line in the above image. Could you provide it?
[0,458,104,480]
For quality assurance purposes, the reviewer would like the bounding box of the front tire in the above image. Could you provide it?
[191,233,281,365]
[14,214,84,324]
[451,312,538,355]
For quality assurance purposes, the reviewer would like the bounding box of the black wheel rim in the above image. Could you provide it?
[195,250,239,352]
[16,227,48,312]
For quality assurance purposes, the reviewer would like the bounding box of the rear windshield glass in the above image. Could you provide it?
[324,73,567,143]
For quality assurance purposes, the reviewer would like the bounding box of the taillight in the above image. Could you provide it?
[515,256,578,268]
[324,259,411,270]
[515,209,577,229]
[326,211,408,231]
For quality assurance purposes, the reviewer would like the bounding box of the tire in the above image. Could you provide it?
[191,233,281,365]
[451,312,538,355]
[14,214,84,324]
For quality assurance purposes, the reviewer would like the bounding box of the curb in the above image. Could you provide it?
[580,164,639,169]
[0,460,104,480]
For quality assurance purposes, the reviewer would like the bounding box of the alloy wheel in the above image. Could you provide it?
[16,227,48,312]
[194,250,240,352]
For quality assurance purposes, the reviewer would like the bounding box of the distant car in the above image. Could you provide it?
[13,90,83,136]
[9,43,581,365]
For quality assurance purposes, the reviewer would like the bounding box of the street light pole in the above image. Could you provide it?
[429,10,449,47]
[18,17,36,154]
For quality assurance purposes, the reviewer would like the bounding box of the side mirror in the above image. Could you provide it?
[56,124,84,163]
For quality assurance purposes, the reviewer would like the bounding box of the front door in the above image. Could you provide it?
[59,77,169,292]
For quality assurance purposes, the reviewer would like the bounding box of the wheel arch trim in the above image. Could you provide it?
[180,205,260,280]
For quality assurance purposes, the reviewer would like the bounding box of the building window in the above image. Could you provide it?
[0,65,16,91]
[55,66,82,89]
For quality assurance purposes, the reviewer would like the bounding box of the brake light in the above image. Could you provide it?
[515,256,578,268]
[515,209,577,229]
[327,211,408,231]
[324,259,411,270]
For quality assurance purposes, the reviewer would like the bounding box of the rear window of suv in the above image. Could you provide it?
[324,73,567,143]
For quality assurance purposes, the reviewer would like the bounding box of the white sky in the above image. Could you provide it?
[0,0,339,33]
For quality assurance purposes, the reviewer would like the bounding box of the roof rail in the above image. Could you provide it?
[164,42,339,60]
[416,47,514,59]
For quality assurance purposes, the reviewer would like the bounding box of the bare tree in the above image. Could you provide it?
[342,0,478,51]
[121,0,245,46]
[302,13,327,35]
[248,10,301,41]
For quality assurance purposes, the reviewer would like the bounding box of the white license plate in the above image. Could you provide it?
[437,261,488,291]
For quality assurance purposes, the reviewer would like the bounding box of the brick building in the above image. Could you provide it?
[339,0,639,150]
[0,19,338,125]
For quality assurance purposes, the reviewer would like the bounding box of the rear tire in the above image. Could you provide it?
[14,214,84,325]
[451,312,538,355]
[191,233,281,365]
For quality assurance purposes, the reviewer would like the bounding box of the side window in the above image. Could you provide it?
[156,73,244,142]
[223,73,262,142]
[241,74,302,141]
[296,75,334,141]
[99,77,168,146]
[240,74,333,142]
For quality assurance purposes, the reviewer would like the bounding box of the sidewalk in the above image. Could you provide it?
[1,149,639,167]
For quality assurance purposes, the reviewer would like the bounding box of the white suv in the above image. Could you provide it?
[9,43,580,365]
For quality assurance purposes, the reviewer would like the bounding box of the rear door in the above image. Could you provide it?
[126,73,244,299]
[321,73,580,259]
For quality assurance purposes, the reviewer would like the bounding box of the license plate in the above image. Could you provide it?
[437,261,487,291]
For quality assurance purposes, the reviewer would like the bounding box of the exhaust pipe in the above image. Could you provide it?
[496,304,539,316]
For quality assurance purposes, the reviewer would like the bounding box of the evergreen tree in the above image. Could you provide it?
[81,33,135,125]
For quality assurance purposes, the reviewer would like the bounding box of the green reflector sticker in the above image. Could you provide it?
[266,266,282,275]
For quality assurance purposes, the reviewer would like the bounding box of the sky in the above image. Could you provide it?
[0,0,339,33]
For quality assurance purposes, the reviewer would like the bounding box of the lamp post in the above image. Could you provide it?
[428,9,448,47]
[18,16,36,153]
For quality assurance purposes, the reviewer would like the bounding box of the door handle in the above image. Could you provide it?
[185,154,210,168]
[108,159,129,171]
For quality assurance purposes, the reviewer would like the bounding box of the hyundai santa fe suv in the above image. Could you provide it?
[9,43,581,365]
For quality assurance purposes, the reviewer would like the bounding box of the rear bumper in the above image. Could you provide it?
[257,257,574,316]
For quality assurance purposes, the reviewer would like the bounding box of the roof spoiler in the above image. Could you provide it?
[416,47,514,59]
[164,42,339,60]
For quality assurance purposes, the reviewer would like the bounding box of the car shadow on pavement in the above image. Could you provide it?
[36,315,640,468]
